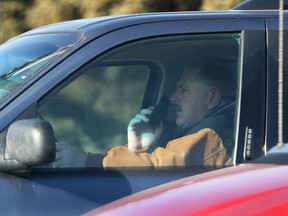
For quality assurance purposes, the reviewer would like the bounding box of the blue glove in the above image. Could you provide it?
[52,143,88,168]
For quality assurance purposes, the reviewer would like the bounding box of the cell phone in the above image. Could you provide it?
[149,95,170,127]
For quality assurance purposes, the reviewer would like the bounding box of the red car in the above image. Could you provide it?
[86,157,288,215]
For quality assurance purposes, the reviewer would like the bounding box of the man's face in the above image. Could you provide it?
[170,70,212,128]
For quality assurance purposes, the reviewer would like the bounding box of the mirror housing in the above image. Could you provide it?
[3,119,56,170]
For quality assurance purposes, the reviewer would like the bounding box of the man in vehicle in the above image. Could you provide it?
[102,61,236,168]
[55,61,236,168]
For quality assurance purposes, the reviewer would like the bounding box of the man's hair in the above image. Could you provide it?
[184,60,237,103]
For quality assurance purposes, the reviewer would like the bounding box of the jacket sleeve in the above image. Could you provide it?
[103,128,228,168]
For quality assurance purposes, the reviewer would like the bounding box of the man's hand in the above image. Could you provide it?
[128,108,163,152]
[52,143,88,168]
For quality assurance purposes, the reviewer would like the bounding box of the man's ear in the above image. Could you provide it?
[208,88,221,110]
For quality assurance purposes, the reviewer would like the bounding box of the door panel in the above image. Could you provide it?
[266,17,288,151]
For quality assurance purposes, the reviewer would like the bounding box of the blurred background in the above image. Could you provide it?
[1,0,242,44]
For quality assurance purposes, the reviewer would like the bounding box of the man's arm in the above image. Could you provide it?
[103,128,228,168]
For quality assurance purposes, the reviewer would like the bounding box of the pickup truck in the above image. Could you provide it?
[0,0,287,214]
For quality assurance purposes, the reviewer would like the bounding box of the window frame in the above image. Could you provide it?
[0,17,266,167]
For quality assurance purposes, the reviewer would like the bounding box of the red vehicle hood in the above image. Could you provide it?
[86,164,288,216]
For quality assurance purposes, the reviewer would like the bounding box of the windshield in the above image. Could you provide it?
[0,33,82,99]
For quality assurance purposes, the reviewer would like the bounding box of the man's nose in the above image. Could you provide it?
[170,90,179,104]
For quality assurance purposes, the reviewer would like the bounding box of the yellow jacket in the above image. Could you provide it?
[103,128,229,168]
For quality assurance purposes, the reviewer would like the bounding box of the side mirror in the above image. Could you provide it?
[3,119,56,170]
